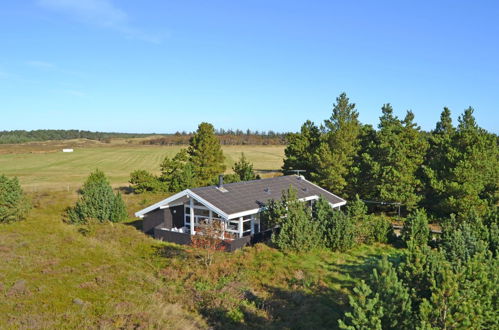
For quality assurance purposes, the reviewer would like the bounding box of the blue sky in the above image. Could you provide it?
[1,1,498,133]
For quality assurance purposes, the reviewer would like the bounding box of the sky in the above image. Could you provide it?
[1,0,498,133]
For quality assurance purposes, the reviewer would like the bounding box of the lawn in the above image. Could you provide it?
[0,140,285,191]
[0,191,398,329]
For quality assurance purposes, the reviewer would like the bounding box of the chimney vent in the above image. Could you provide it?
[218,175,224,188]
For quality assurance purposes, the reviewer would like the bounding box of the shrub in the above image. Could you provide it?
[357,215,393,244]
[0,175,30,223]
[401,209,430,248]
[338,280,383,330]
[346,194,367,220]
[129,169,165,193]
[191,219,226,266]
[272,188,322,252]
[273,202,322,252]
[67,169,128,224]
[325,210,356,252]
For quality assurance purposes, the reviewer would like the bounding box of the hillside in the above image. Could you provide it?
[0,191,396,329]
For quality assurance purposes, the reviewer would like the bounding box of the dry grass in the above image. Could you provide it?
[0,188,398,329]
[0,191,206,329]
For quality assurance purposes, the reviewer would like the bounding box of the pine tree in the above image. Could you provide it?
[401,209,430,248]
[365,105,428,210]
[129,169,165,193]
[160,149,196,192]
[422,107,456,216]
[312,93,362,198]
[272,187,322,251]
[188,122,226,186]
[232,153,258,181]
[282,120,321,177]
[0,175,30,223]
[338,280,383,330]
[353,124,378,200]
[324,209,357,252]
[370,256,413,329]
[67,169,127,224]
[443,107,498,218]
[346,194,367,221]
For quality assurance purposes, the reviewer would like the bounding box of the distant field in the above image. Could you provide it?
[0,140,285,191]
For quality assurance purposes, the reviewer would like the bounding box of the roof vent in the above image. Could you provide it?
[264,187,271,194]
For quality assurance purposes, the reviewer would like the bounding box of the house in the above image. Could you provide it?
[135,175,346,251]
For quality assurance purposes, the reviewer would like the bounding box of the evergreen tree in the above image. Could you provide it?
[338,280,383,330]
[418,253,498,329]
[422,107,456,216]
[110,192,128,222]
[188,122,226,186]
[353,124,378,199]
[444,108,498,218]
[397,245,446,306]
[67,169,127,224]
[160,149,196,192]
[282,120,321,177]
[312,93,362,198]
[312,196,333,245]
[129,169,165,193]
[346,194,367,221]
[0,175,30,223]
[272,188,322,251]
[232,153,258,181]
[401,209,430,248]
[368,106,428,209]
[324,209,357,252]
[370,256,413,329]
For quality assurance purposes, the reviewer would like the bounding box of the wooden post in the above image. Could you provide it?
[239,217,243,238]
[189,197,195,236]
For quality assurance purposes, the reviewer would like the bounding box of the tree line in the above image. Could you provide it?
[0,128,287,145]
[0,129,150,144]
[140,129,286,146]
[283,93,498,221]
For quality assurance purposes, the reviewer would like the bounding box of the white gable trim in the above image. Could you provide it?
[134,189,230,219]
[134,190,189,218]
[302,177,347,206]
[186,190,229,219]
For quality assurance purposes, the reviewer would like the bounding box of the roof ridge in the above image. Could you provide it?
[191,174,297,190]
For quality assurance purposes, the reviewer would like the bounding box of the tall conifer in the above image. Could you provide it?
[188,122,226,186]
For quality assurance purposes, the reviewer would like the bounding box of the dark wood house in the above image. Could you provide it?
[135,175,346,250]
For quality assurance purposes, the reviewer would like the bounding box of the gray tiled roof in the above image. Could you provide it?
[190,175,346,216]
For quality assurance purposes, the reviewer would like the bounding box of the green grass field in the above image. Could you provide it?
[0,141,285,191]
